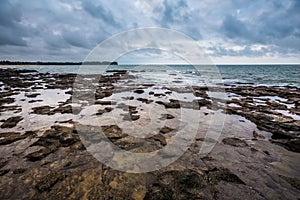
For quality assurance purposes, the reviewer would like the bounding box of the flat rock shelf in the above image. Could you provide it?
[0,68,299,199]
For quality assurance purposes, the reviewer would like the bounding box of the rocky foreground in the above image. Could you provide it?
[0,68,299,199]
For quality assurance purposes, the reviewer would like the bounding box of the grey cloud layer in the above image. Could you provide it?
[0,0,299,62]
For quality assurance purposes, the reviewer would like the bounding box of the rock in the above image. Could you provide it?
[0,116,23,128]
[96,107,113,115]
[95,100,116,105]
[145,169,209,200]
[122,96,134,100]
[149,134,167,146]
[156,99,180,109]
[28,99,43,103]
[279,175,300,190]
[159,126,174,134]
[206,167,245,185]
[101,125,127,141]
[25,93,40,98]
[159,114,175,120]
[193,99,211,107]
[26,145,57,161]
[35,172,66,192]
[270,138,300,153]
[26,126,80,161]
[145,168,243,199]
[153,93,165,97]
[31,105,54,115]
[133,89,144,94]
[120,105,140,121]
[0,169,10,176]
[122,114,140,121]
[53,105,73,114]
[136,98,153,104]
[13,168,27,174]
[253,131,265,139]
[0,160,9,169]
[0,132,33,145]
[222,137,248,147]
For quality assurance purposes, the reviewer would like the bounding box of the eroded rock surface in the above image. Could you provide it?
[0,68,299,199]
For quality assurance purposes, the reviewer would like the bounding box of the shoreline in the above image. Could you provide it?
[0,68,299,199]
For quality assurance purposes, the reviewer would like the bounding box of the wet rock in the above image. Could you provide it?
[35,171,66,192]
[149,134,167,146]
[0,132,33,145]
[133,89,144,94]
[25,93,40,98]
[145,168,243,199]
[253,130,265,139]
[31,105,54,115]
[222,137,248,147]
[28,99,43,103]
[32,104,74,115]
[270,138,300,153]
[26,126,80,161]
[206,167,245,185]
[0,91,19,98]
[13,168,27,174]
[101,125,127,141]
[0,160,9,169]
[145,169,210,200]
[159,114,175,120]
[0,169,10,176]
[55,119,74,124]
[0,105,22,113]
[279,175,300,190]
[26,145,57,161]
[0,116,23,128]
[122,96,134,100]
[159,126,174,134]
[96,107,113,115]
[52,105,73,114]
[106,69,127,75]
[95,88,113,99]
[136,97,153,104]
[120,105,140,121]
[156,99,180,109]
[122,113,140,121]
[153,93,165,97]
[193,99,211,107]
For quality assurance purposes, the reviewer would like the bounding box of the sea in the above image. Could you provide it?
[1,64,299,88]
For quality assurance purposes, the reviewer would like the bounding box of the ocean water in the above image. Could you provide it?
[1,64,299,87]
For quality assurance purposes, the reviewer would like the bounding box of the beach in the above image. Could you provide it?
[0,66,299,199]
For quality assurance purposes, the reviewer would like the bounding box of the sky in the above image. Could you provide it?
[0,0,299,64]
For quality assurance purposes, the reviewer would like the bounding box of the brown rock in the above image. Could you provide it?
[222,137,248,147]
[0,116,23,128]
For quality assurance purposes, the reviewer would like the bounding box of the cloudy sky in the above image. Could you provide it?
[0,0,299,64]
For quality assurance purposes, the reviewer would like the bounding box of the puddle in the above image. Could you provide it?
[275,110,300,120]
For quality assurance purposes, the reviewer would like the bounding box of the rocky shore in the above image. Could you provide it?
[0,68,299,199]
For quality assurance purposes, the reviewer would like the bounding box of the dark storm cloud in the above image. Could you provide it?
[62,31,91,49]
[81,0,119,27]
[222,15,254,41]
[0,0,299,62]
[0,0,27,46]
[220,0,300,52]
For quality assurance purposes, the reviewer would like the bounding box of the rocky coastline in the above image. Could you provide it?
[0,68,299,199]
